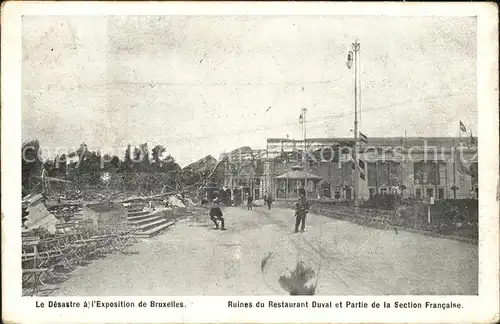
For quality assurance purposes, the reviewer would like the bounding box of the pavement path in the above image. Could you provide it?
[51,204,478,296]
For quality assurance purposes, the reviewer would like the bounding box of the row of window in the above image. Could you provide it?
[368,187,478,200]
[369,187,446,199]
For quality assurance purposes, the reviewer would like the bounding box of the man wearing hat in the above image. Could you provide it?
[209,197,226,230]
[294,189,310,233]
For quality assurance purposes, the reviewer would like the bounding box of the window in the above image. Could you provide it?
[345,187,352,200]
[414,161,423,184]
[378,162,389,186]
[416,189,421,200]
[471,162,478,186]
[425,161,438,185]
[388,162,401,186]
[367,163,377,187]
[426,188,433,197]
[438,188,444,199]
[322,186,331,198]
[369,188,375,198]
[438,162,447,185]
[380,188,387,196]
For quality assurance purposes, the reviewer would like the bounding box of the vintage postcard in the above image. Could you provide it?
[2,1,499,323]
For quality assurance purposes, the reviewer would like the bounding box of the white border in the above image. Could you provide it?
[2,2,498,323]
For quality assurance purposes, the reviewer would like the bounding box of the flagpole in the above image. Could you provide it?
[302,107,308,198]
[459,121,462,146]
[353,40,360,206]
[453,129,457,199]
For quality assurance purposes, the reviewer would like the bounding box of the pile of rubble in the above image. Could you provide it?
[166,194,195,209]
[47,204,83,221]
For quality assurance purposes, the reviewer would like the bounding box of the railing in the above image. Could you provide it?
[272,200,477,243]
[22,219,139,296]
[311,204,477,243]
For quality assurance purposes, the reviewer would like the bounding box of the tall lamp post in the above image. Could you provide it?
[347,40,361,206]
[302,107,308,198]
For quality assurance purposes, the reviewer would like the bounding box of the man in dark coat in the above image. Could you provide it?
[247,194,253,211]
[265,191,273,210]
[294,190,310,233]
[209,198,226,230]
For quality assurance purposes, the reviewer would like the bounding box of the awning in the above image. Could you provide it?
[276,170,322,180]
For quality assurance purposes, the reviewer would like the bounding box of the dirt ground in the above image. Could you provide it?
[44,203,478,296]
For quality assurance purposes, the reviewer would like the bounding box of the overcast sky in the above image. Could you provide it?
[22,15,477,167]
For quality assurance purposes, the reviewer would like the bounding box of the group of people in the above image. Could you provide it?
[207,188,311,233]
[244,191,274,211]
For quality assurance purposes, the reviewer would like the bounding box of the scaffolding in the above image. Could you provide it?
[265,138,356,199]
[222,147,267,201]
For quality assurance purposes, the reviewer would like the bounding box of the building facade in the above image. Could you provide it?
[262,137,478,201]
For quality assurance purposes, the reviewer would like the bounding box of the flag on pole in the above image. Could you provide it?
[358,159,365,170]
[346,51,353,69]
[460,121,467,133]
[349,155,366,181]
[359,132,368,144]
[470,133,476,145]
[299,113,303,124]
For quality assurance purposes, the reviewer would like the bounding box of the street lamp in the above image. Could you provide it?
[347,40,361,206]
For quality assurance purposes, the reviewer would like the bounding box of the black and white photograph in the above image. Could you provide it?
[2,2,499,323]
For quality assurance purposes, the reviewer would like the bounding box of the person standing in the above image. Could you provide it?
[247,194,253,211]
[266,193,273,210]
[294,190,310,233]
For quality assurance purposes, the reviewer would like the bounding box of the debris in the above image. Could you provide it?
[24,201,58,234]
[183,198,195,206]
[168,195,186,208]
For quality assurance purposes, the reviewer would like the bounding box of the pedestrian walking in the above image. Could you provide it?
[266,193,273,210]
[247,194,253,211]
[294,190,310,233]
[209,198,226,230]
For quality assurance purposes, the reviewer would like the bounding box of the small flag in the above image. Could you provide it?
[299,113,303,124]
[346,51,353,69]
[470,133,476,145]
[359,159,365,170]
[359,132,368,144]
[460,121,467,133]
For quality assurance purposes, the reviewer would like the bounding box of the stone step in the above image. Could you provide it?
[128,210,150,217]
[128,209,165,220]
[134,217,171,232]
[128,214,164,226]
[128,213,158,222]
[127,207,143,213]
[135,221,175,238]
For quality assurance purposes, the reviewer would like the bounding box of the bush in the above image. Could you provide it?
[431,199,478,224]
[361,194,400,210]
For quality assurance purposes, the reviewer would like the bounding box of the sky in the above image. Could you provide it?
[22,15,477,167]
